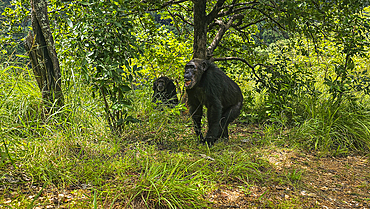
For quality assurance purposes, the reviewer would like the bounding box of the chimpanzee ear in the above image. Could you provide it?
[152,80,157,90]
[201,60,209,72]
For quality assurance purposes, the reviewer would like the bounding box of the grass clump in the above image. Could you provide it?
[128,157,210,208]
[291,98,370,155]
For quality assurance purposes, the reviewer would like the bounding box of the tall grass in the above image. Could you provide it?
[0,65,41,167]
[290,97,370,155]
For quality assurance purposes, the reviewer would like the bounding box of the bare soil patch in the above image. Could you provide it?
[209,149,370,208]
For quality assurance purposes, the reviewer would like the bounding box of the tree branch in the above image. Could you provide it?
[166,8,182,34]
[217,1,259,17]
[236,18,266,30]
[254,8,286,31]
[171,13,193,26]
[206,0,226,24]
[213,57,274,86]
[206,14,244,58]
[144,0,189,11]
[213,57,271,69]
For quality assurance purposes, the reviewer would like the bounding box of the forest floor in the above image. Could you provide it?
[208,125,370,208]
[209,148,370,208]
[0,124,369,209]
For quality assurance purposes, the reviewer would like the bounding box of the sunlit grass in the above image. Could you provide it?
[290,98,370,155]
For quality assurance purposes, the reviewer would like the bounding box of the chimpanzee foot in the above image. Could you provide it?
[204,136,218,147]
[221,136,229,143]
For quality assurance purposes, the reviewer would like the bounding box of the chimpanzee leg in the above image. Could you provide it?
[219,101,243,140]
[205,103,222,146]
[189,103,204,142]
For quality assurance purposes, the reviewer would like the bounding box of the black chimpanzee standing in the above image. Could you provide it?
[152,76,179,109]
[184,59,243,146]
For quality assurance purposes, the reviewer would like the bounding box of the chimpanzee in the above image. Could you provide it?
[152,76,179,109]
[184,59,243,146]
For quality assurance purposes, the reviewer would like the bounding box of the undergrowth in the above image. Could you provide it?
[1,51,370,208]
[290,97,370,156]
[0,63,270,208]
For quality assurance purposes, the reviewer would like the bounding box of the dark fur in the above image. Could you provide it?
[152,76,179,109]
[184,59,243,146]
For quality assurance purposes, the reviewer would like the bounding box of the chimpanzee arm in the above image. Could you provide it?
[171,90,179,105]
[205,99,222,145]
[189,100,204,141]
[166,81,176,95]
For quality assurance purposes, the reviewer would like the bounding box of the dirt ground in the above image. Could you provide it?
[209,148,370,208]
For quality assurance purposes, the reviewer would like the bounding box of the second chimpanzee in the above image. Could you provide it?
[184,59,243,146]
[152,76,179,109]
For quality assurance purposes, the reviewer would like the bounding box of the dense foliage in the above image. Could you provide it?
[57,0,142,133]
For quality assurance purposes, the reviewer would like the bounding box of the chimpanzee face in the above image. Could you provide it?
[184,59,206,89]
[156,79,166,92]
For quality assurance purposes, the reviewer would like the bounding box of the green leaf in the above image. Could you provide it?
[15,54,28,58]
[120,85,131,92]
[67,19,73,28]
[124,116,141,124]
[80,1,90,6]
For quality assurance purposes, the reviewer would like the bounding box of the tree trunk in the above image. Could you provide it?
[24,0,64,111]
[192,0,208,59]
